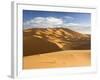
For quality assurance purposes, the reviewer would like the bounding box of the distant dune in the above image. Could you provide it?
[23,28,90,56]
[23,50,91,69]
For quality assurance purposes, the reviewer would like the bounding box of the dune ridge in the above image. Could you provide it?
[23,28,90,56]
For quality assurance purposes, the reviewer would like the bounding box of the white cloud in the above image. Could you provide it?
[64,23,81,26]
[63,23,90,34]
[46,17,63,25]
[69,26,90,34]
[24,17,63,28]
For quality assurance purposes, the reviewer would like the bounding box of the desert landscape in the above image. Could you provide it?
[23,28,91,69]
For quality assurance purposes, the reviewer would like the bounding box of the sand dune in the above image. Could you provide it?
[23,50,91,69]
[23,28,91,69]
[23,28,90,56]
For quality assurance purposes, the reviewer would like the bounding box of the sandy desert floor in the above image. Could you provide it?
[23,50,91,69]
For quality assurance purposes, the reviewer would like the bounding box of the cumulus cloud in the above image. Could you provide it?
[24,16,75,28]
[64,23,81,27]
[24,17,63,28]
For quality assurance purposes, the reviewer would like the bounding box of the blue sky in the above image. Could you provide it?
[23,10,91,34]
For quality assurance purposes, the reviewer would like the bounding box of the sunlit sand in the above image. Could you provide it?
[23,50,90,69]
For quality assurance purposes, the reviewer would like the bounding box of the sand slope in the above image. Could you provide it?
[23,28,90,56]
[23,36,61,56]
[23,50,91,69]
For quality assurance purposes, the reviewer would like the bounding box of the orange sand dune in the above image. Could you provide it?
[23,50,91,69]
[23,28,91,69]
[23,28,90,56]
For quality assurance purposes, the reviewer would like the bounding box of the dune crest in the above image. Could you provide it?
[23,28,90,56]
